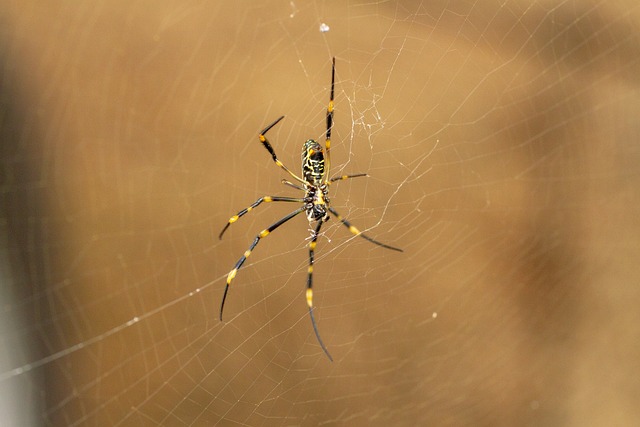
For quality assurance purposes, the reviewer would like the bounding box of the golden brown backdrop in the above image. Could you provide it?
[2,1,639,425]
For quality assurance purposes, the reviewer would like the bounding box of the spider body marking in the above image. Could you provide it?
[302,139,330,222]
[219,58,402,361]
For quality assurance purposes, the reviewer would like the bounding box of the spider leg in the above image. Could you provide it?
[281,179,306,191]
[329,173,368,183]
[219,196,304,239]
[220,206,305,321]
[327,206,403,252]
[324,57,336,184]
[259,116,308,185]
[307,219,333,361]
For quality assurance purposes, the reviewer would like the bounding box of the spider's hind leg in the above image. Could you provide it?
[258,116,307,186]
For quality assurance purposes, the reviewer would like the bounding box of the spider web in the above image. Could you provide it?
[2,1,640,425]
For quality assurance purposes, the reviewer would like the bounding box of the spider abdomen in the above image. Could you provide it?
[302,139,325,185]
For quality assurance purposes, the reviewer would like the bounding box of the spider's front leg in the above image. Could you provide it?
[306,218,333,361]
[220,207,305,321]
[219,196,304,239]
[327,206,403,252]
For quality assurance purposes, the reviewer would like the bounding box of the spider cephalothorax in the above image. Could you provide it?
[219,58,402,361]
[304,184,329,222]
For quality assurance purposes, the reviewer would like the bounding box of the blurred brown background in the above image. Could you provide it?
[2,1,639,426]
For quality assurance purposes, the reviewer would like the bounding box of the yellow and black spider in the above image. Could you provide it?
[219,58,403,361]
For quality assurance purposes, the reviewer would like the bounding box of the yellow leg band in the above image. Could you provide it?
[227,269,237,284]
[306,289,313,307]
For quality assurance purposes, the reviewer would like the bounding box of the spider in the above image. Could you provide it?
[219,58,403,361]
